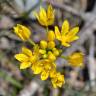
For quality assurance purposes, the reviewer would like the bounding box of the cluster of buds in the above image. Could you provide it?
[13,4,84,88]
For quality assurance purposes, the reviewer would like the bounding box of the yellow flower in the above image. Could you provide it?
[51,72,65,88]
[40,59,56,80]
[15,45,39,69]
[32,59,56,80]
[15,47,33,69]
[13,24,31,41]
[68,52,84,67]
[55,20,79,47]
[35,4,54,26]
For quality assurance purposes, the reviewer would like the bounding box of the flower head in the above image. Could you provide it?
[35,4,54,26]
[40,59,56,80]
[39,30,57,61]
[15,45,39,69]
[55,20,79,47]
[13,24,31,41]
[51,72,65,88]
[13,3,83,88]
[32,59,56,80]
[68,52,84,67]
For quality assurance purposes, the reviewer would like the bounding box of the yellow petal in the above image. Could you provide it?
[34,12,43,25]
[14,24,31,41]
[15,54,28,62]
[39,7,47,26]
[69,36,79,41]
[41,71,49,80]
[47,4,54,18]
[47,30,55,41]
[61,41,70,47]
[68,27,79,36]
[13,27,25,41]
[51,78,57,88]
[40,6,47,19]
[50,69,56,78]
[33,67,42,74]
[34,12,40,22]
[30,55,37,63]
[32,64,43,74]
[61,20,69,35]
[20,25,31,39]
[55,26,61,40]
[20,62,31,69]
[47,4,54,25]
[22,47,32,57]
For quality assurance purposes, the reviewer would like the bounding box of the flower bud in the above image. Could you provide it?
[48,41,55,49]
[13,24,31,41]
[39,49,46,54]
[52,48,59,56]
[40,40,47,49]
[48,51,56,61]
[42,54,48,59]
[48,31,55,41]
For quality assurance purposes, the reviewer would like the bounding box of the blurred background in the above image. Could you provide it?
[0,0,96,96]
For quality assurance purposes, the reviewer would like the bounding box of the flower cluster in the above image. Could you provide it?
[13,4,84,88]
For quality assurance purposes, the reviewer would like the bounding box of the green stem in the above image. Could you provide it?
[46,26,49,33]
[61,55,69,60]
[28,39,35,46]
[56,41,61,49]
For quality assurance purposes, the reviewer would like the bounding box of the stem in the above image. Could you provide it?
[61,55,69,60]
[46,26,49,33]
[28,39,35,46]
[56,41,61,49]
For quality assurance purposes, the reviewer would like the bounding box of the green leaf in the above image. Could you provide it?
[0,70,22,88]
